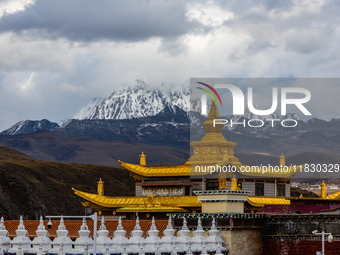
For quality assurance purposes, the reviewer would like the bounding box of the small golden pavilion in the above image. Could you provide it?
[73,102,311,218]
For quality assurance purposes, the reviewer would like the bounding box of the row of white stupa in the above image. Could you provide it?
[0,215,227,255]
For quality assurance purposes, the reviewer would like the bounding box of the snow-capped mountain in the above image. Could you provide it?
[2,80,340,158]
[72,98,105,120]
[2,80,340,155]
[0,119,59,136]
[73,80,190,120]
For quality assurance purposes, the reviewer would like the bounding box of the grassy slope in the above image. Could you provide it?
[0,146,135,220]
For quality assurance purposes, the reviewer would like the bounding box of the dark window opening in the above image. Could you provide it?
[255,183,264,196]
[277,184,285,197]
[206,182,219,190]
[185,186,191,195]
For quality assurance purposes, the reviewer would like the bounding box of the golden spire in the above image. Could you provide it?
[203,101,224,134]
[97,178,104,196]
[208,100,220,120]
[139,151,147,166]
[279,153,285,167]
[321,180,327,198]
[189,99,242,179]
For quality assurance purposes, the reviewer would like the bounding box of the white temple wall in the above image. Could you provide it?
[264,183,275,196]
[135,185,142,196]
[286,183,290,197]
[241,182,255,195]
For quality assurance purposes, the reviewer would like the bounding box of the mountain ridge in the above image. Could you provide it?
[2,82,340,159]
[73,80,190,120]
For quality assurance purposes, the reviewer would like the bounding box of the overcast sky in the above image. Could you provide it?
[0,0,339,131]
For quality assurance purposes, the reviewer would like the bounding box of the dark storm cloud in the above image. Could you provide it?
[0,0,201,42]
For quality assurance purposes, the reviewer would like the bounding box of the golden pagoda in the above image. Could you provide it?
[189,101,242,168]
[72,102,306,217]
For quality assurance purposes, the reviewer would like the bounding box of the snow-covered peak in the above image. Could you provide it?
[0,119,59,135]
[73,98,105,120]
[73,80,190,120]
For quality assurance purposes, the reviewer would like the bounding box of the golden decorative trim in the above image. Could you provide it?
[247,196,290,207]
[72,188,201,208]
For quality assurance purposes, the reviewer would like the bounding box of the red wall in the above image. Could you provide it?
[262,240,340,255]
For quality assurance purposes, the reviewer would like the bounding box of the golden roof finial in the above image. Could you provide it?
[208,101,220,120]
[321,180,327,198]
[97,178,104,196]
[139,151,147,166]
[279,153,285,167]
[203,101,224,134]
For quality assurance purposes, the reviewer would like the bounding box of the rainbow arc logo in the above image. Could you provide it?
[196,82,223,106]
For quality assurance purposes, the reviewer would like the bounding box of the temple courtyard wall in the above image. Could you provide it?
[261,214,340,255]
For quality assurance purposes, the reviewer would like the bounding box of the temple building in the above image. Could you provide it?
[72,102,308,218]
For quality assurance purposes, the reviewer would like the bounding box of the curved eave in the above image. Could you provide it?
[119,161,190,177]
[72,188,201,208]
[247,196,291,207]
[325,191,340,200]
[73,188,142,208]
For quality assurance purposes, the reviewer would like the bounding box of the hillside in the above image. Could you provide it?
[0,146,135,220]
[0,131,190,167]
[290,187,319,198]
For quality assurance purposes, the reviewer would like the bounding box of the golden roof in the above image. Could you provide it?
[247,196,291,207]
[118,161,191,177]
[72,188,201,208]
[73,187,294,210]
[325,191,340,200]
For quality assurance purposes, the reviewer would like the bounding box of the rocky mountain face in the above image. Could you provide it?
[57,106,190,150]
[73,80,190,120]
[1,119,59,136]
[2,114,340,158]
